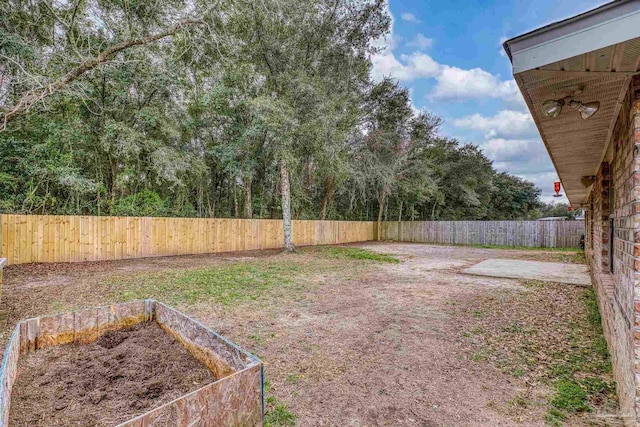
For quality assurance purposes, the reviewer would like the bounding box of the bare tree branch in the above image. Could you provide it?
[0,18,205,131]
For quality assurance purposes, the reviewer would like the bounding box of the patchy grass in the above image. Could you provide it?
[545,409,566,426]
[111,262,300,307]
[551,381,590,413]
[286,373,302,384]
[470,244,582,253]
[390,241,585,264]
[265,404,296,427]
[522,251,586,265]
[405,241,583,252]
[478,245,585,264]
[305,246,400,263]
[457,282,616,425]
[1,242,600,425]
[102,246,398,309]
[263,379,297,427]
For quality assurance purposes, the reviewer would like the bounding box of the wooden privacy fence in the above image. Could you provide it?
[0,215,585,265]
[0,215,376,265]
[381,220,584,248]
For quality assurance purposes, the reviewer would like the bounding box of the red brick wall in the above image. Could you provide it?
[589,162,610,272]
[585,77,639,425]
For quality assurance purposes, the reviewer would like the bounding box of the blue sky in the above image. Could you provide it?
[372,0,608,204]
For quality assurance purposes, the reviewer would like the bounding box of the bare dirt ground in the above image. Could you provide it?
[0,242,612,426]
[9,322,214,427]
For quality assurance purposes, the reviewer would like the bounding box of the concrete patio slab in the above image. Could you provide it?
[462,258,590,286]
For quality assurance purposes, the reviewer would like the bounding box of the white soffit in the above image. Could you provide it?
[504,0,640,206]
[507,0,640,74]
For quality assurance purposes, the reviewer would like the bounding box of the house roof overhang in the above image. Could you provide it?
[503,0,640,206]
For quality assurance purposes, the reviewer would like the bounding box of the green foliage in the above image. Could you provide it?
[0,0,544,223]
[537,203,576,219]
[489,172,542,220]
[112,191,169,217]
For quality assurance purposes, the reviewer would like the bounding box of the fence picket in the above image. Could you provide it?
[381,220,583,249]
[0,214,378,265]
[0,215,585,266]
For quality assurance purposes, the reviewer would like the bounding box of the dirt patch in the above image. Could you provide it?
[453,281,617,425]
[0,242,606,426]
[9,322,216,427]
[359,241,586,265]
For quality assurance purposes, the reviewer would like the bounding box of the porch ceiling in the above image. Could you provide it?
[515,52,635,206]
[504,0,640,207]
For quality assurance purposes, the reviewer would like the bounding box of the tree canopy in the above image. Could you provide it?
[1,0,545,234]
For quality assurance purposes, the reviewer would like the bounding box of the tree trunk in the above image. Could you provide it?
[377,188,386,241]
[233,183,239,218]
[319,176,335,221]
[398,200,403,241]
[280,159,295,251]
[244,176,253,219]
[109,159,118,214]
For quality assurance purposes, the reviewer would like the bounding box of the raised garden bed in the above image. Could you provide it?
[0,300,263,426]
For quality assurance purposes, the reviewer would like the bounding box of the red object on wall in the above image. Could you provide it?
[568,206,573,212]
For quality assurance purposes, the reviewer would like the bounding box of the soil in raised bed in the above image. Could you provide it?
[9,322,216,426]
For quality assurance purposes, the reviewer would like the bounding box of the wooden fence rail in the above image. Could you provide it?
[381,220,584,248]
[0,215,376,265]
[0,215,585,266]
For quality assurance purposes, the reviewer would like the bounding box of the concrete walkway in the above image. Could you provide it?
[463,258,590,286]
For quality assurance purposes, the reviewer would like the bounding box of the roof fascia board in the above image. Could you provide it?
[506,0,640,73]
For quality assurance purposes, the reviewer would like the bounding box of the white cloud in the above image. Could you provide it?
[477,137,566,202]
[371,51,440,82]
[371,48,522,104]
[452,110,536,139]
[431,66,521,103]
[401,13,421,23]
[482,138,546,167]
[522,172,568,204]
[367,11,563,205]
[407,33,433,50]
[482,138,553,179]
